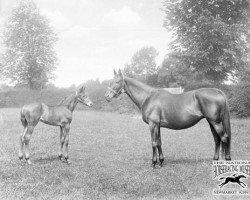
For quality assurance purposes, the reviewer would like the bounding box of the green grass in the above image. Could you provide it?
[0,108,250,200]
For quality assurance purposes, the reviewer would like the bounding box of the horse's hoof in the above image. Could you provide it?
[18,156,23,160]
[226,157,231,161]
[67,160,71,165]
[159,158,164,167]
[213,156,219,160]
[152,160,157,168]
[26,159,32,165]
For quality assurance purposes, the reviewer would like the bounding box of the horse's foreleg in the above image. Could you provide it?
[19,127,27,160]
[239,181,246,187]
[207,121,221,160]
[64,124,71,164]
[149,122,162,167]
[58,126,64,160]
[23,126,34,164]
[237,182,245,188]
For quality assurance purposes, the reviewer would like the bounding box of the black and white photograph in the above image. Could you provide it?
[0,0,250,199]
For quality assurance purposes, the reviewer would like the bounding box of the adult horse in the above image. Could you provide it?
[19,85,93,164]
[105,69,231,167]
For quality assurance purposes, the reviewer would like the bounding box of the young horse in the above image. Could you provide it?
[19,85,93,164]
[105,69,231,167]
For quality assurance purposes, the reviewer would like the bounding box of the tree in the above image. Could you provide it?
[124,46,159,86]
[1,0,57,89]
[162,0,250,84]
[158,53,195,87]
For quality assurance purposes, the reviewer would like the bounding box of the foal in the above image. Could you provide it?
[19,85,93,164]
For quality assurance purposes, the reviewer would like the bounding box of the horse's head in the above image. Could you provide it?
[76,85,93,107]
[238,174,247,179]
[105,69,125,102]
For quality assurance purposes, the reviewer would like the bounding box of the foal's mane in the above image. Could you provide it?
[58,93,76,106]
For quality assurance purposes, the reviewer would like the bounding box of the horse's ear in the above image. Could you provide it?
[77,84,85,94]
[118,69,123,79]
[81,85,86,92]
[113,69,118,76]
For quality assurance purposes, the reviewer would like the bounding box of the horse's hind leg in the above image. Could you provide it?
[23,125,35,164]
[19,114,28,160]
[149,122,163,167]
[19,126,27,160]
[207,120,221,160]
[157,128,164,166]
[210,120,231,160]
[58,126,64,160]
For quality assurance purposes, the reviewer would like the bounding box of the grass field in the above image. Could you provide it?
[0,108,250,200]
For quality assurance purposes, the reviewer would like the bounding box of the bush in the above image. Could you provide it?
[1,83,249,118]
[229,84,250,118]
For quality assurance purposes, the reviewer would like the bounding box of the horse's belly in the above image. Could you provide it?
[160,114,203,130]
[40,118,60,126]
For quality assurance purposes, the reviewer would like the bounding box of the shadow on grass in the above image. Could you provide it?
[141,157,211,168]
[33,155,61,164]
[165,157,211,165]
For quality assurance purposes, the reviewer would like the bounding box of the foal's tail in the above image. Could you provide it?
[20,107,28,128]
[220,92,231,159]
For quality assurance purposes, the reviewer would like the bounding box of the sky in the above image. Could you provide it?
[0,0,172,87]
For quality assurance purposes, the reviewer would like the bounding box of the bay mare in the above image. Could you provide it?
[105,69,231,167]
[19,85,93,164]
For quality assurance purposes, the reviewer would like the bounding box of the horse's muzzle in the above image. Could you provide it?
[105,91,113,102]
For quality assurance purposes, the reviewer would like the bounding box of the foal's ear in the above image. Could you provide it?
[113,69,118,76]
[118,69,124,79]
[81,85,86,92]
[77,84,85,94]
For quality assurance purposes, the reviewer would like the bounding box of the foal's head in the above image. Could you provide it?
[105,69,125,102]
[76,85,93,107]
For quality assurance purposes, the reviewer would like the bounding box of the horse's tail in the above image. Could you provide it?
[219,91,231,159]
[20,107,28,127]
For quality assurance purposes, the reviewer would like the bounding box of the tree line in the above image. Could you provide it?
[0,0,249,117]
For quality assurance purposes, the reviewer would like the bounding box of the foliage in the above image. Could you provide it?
[162,0,250,84]
[1,80,250,117]
[124,46,159,86]
[158,52,196,87]
[1,0,57,89]
[229,83,250,118]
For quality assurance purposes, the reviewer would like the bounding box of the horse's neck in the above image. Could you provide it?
[65,94,78,112]
[124,77,154,109]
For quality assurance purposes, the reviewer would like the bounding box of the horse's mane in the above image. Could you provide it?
[58,93,76,106]
[125,77,154,90]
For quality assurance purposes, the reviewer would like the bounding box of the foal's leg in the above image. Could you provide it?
[64,124,71,164]
[23,125,35,164]
[207,120,221,160]
[19,126,27,160]
[58,126,64,160]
